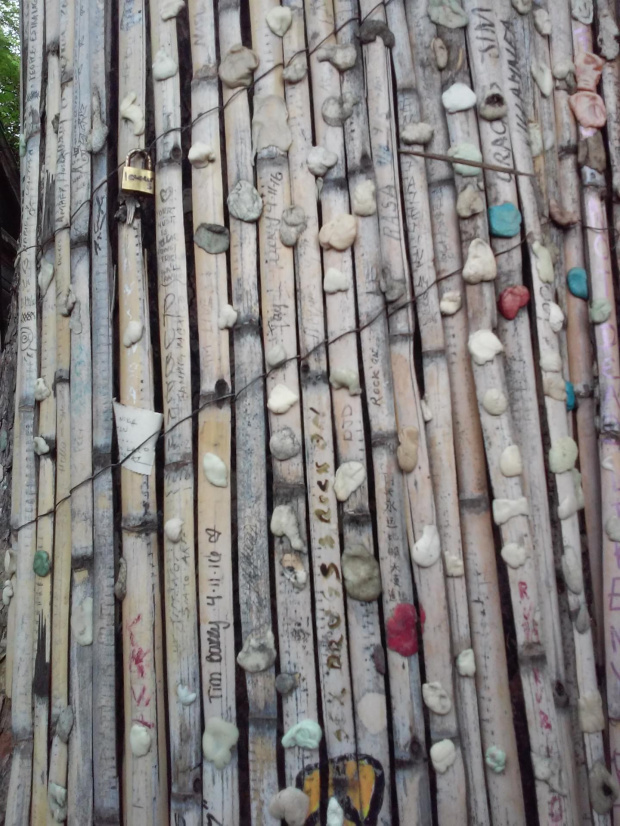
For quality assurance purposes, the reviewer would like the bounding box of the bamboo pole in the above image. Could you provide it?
[47,0,74,818]
[186,0,239,823]
[378,4,492,822]
[286,2,395,816]
[493,3,606,822]
[312,2,432,820]
[404,4,527,822]
[31,0,59,819]
[458,0,566,697]
[149,1,202,821]
[217,1,279,817]
[279,4,396,817]
[572,6,620,819]
[448,106,577,826]
[548,0,603,671]
[90,0,120,818]
[67,0,95,817]
[117,0,168,822]
[453,6,585,814]
[335,1,470,819]
[430,14,577,824]
[249,0,336,797]
[279,7,393,814]
[596,2,620,806]
[6,0,44,820]
[544,3,601,815]
[454,4,586,816]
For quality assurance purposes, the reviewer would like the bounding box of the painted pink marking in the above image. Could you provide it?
[132,716,154,729]
[539,710,552,731]
[131,685,151,707]
[549,794,564,822]
[518,581,528,600]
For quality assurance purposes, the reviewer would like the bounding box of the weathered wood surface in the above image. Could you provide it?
[4,0,620,823]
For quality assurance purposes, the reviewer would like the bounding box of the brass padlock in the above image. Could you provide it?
[121,149,154,195]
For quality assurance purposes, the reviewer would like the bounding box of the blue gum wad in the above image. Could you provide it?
[488,203,522,237]
[566,381,576,411]
[567,267,589,300]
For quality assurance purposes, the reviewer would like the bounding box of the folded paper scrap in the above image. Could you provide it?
[113,401,164,475]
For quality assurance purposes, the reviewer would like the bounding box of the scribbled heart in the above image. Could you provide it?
[386,603,419,656]
[498,285,530,321]
[160,187,173,202]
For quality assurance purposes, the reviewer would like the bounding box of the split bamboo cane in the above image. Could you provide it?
[544,4,601,814]
[450,7,587,813]
[6,0,44,821]
[375,4,492,822]
[67,0,96,816]
[279,5,392,815]
[284,3,394,817]
[570,8,620,820]
[117,0,168,821]
[217,1,279,817]
[429,14,578,823]
[404,5,527,822]
[336,2,471,819]
[149,0,202,821]
[47,0,74,818]
[31,0,59,819]
[455,5,585,815]
[89,0,120,818]
[549,0,603,671]
[494,2,606,822]
[448,105,577,826]
[248,0,325,795]
[187,0,239,822]
[595,2,620,809]
[312,2,432,820]
[458,0,566,697]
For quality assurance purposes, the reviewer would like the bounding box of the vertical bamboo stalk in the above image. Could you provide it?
[252,4,363,793]
[90,0,120,818]
[544,4,601,815]
[379,4,492,822]
[149,0,202,821]
[31,0,59,819]
[454,5,585,812]
[6,0,44,821]
[358,7,472,822]
[217,1,279,818]
[318,3,432,820]
[549,0,602,669]
[459,0,566,695]
[405,4,527,821]
[282,3,392,818]
[493,6,607,823]
[187,0,240,821]
[67,0,95,817]
[248,0,327,796]
[594,0,620,809]
[571,8,620,820]
[117,0,168,821]
[48,0,74,817]
[431,16,578,824]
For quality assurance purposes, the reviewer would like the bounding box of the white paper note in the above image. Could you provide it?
[113,401,163,475]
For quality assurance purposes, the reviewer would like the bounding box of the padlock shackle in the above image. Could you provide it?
[125,149,153,171]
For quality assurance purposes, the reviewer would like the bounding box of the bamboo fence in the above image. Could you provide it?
[6,0,620,823]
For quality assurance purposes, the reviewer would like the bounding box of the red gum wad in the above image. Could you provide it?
[498,285,530,320]
[387,603,424,656]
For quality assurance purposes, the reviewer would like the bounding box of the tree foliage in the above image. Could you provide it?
[0,0,20,157]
